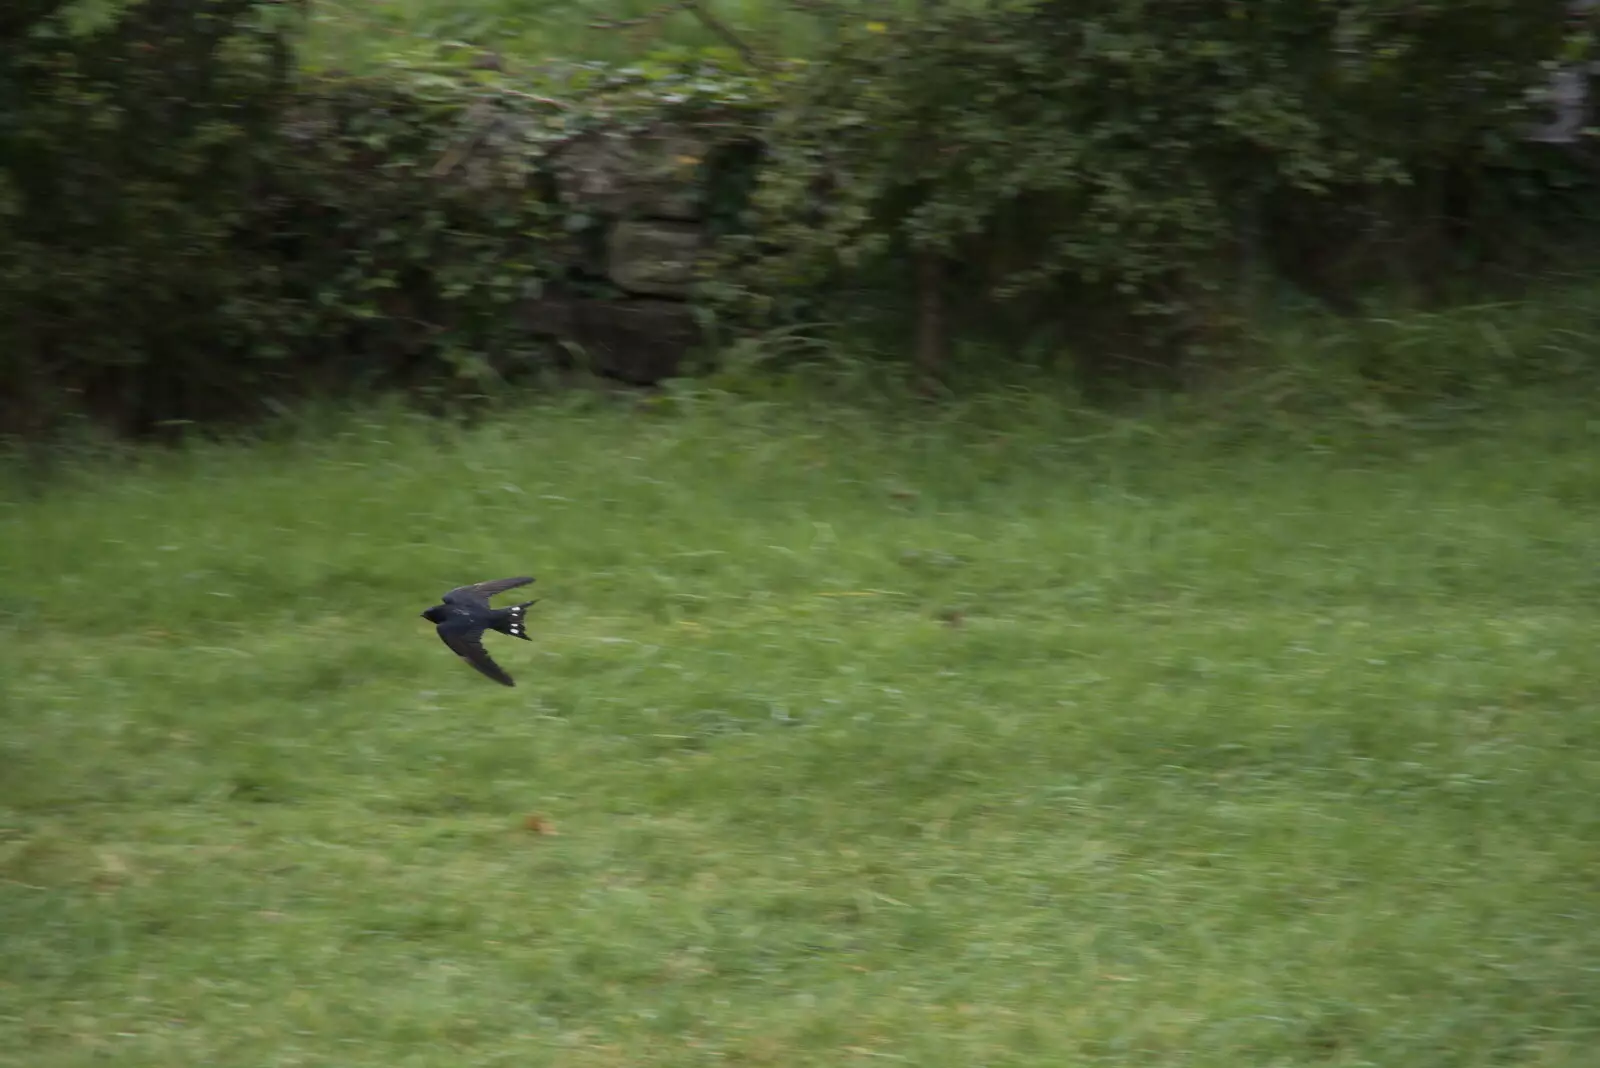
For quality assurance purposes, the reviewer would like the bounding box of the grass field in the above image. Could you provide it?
[298,0,827,72]
[3,386,1599,1066]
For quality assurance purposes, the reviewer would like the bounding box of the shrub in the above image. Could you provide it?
[0,0,303,436]
[1,0,1589,439]
[0,1,770,438]
[732,0,1581,379]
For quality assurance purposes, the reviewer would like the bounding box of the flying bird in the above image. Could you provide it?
[421,576,538,687]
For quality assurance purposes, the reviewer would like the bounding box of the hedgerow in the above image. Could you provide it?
[0,0,1592,437]
[0,1,771,437]
[728,0,1586,380]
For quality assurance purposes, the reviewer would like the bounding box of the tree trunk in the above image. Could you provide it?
[914,249,946,396]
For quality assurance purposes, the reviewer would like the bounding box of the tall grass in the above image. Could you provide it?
[2,382,1598,1065]
[299,0,831,72]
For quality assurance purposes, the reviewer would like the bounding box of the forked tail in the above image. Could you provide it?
[500,600,539,641]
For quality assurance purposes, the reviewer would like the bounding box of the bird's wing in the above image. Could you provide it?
[441,576,535,607]
[438,627,516,687]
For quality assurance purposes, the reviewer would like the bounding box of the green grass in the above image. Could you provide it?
[298,0,833,73]
[3,386,1599,1066]
[297,0,974,71]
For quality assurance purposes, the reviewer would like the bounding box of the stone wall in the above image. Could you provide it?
[530,121,728,384]
[1526,1,1600,144]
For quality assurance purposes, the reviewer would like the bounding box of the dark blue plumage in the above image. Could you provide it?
[421,576,538,687]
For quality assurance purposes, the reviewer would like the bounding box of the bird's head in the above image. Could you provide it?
[420,606,447,624]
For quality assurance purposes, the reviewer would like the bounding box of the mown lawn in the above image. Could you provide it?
[2,389,1598,1066]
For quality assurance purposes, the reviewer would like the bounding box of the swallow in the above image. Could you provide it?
[420,576,538,687]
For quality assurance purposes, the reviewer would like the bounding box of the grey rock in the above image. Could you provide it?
[551,124,708,221]
[607,221,703,297]
[519,296,700,383]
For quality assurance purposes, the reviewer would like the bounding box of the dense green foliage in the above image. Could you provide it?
[1,0,1595,437]
[255,49,772,408]
[736,0,1583,358]
[230,59,566,403]
[0,1,767,437]
[0,0,301,435]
